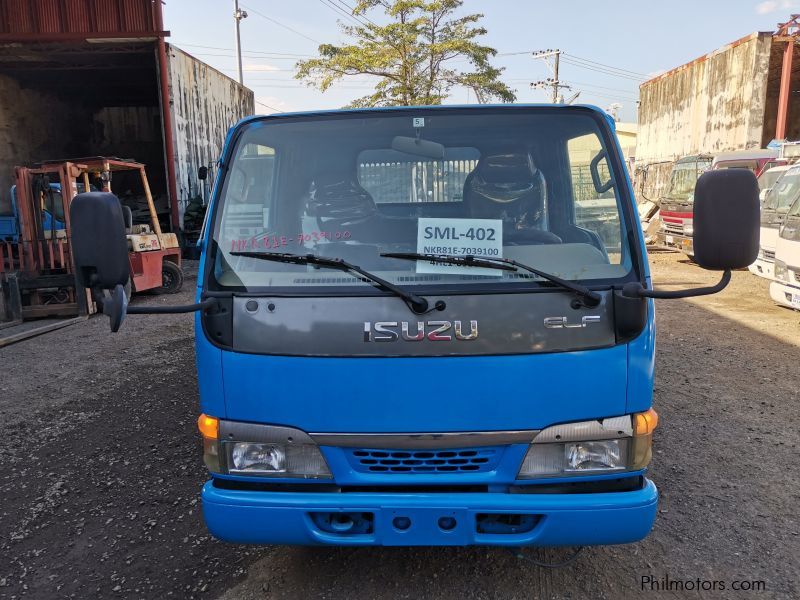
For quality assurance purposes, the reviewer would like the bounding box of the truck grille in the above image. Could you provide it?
[763,249,776,261]
[663,222,684,234]
[346,447,502,474]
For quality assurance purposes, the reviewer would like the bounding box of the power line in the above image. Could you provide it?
[241,3,321,44]
[255,99,280,111]
[560,79,639,95]
[189,51,308,61]
[562,53,646,78]
[331,0,378,27]
[560,57,645,82]
[317,0,369,28]
[173,42,312,58]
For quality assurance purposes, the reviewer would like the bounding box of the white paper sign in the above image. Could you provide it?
[416,218,503,275]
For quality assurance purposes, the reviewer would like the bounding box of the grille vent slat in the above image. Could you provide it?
[346,447,501,474]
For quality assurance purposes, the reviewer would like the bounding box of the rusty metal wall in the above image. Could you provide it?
[636,32,773,185]
[0,0,158,38]
[166,44,254,226]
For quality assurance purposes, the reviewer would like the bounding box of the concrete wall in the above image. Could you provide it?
[0,75,92,213]
[637,32,772,163]
[634,32,773,200]
[166,44,254,224]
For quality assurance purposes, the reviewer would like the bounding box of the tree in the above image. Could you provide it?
[295,0,516,107]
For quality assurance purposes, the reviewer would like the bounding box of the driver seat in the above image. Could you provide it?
[463,152,561,244]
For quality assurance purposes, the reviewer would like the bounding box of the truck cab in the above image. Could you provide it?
[659,150,782,259]
[657,155,712,256]
[771,194,800,309]
[750,165,799,279]
[67,104,760,548]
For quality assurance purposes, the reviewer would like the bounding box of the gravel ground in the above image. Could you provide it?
[0,254,798,599]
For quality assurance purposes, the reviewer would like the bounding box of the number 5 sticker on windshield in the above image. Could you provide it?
[416,218,503,276]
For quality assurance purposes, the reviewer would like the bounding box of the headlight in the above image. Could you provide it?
[517,410,658,479]
[197,415,332,478]
[231,443,285,472]
[774,259,788,281]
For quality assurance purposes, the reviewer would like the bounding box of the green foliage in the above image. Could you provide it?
[295,0,516,107]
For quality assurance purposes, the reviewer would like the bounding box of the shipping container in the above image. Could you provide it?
[0,0,254,243]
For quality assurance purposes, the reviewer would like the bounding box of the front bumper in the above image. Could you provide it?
[749,257,775,279]
[656,232,693,256]
[202,478,658,547]
[770,280,800,310]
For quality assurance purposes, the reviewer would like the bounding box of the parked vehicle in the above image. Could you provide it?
[749,165,800,279]
[757,164,789,202]
[659,149,783,258]
[770,194,800,309]
[68,105,759,548]
[710,149,784,176]
[657,155,712,255]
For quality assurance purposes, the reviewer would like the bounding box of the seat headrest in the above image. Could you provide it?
[474,153,537,184]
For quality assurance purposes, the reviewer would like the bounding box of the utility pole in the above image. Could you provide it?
[530,49,571,103]
[233,0,248,85]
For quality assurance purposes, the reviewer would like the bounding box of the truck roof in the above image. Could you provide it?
[231,103,613,132]
[674,154,713,164]
[712,149,778,164]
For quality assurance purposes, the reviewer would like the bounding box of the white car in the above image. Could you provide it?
[750,165,799,279]
[770,196,800,309]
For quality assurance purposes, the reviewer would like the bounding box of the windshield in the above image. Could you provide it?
[665,159,711,201]
[758,168,785,192]
[211,108,634,293]
[764,167,800,212]
[788,195,800,217]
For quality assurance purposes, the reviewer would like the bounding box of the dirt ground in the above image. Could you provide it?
[1,253,798,600]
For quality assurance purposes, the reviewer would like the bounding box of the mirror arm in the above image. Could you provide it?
[127,297,219,314]
[622,269,731,300]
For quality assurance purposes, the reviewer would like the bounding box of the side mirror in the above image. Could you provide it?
[198,166,208,181]
[623,169,759,301]
[70,192,130,289]
[71,192,218,329]
[693,169,759,270]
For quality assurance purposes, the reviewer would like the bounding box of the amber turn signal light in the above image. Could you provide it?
[633,408,659,436]
[197,414,219,439]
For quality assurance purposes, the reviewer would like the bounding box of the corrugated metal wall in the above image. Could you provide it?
[0,0,157,37]
[166,44,255,225]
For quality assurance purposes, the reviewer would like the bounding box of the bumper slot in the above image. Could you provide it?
[476,513,540,534]
[310,512,374,535]
[509,476,644,494]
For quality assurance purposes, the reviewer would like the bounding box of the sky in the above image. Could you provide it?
[163,0,796,122]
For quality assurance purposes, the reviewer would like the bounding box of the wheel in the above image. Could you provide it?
[152,261,183,295]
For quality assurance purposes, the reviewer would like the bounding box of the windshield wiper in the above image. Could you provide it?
[382,252,601,307]
[229,251,432,314]
[381,252,517,272]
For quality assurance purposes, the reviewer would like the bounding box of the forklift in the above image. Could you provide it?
[0,157,183,323]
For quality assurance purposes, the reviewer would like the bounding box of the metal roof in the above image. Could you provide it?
[0,0,165,41]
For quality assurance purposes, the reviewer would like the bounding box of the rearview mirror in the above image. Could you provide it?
[693,170,759,270]
[391,136,445,159]
[70,192,130,290]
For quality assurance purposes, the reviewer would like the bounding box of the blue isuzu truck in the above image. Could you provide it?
[68,105,759,548]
